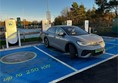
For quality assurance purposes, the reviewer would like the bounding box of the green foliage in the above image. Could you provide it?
[54,16,67,25]
[72,2,79,8]
[96,26,117,37]
[112,18,118,33]
[55,2,86,26]
[71,3,86,25]
[95,0,118,17]
[54,1,117,37]
[0,40,6,48]
[71,2,79,15]
[61,7,69,17]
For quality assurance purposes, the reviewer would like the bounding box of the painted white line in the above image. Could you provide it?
[0,44,39,51]
[34,46,78,72]
[105,52,118,56]
[50,53,118,83]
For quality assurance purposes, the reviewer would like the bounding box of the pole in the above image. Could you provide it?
[18,31,21,47]
[5,32,9,48]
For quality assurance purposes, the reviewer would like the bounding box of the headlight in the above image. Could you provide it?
[77,41,90,46]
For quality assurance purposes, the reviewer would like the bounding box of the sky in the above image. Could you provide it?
[0,0,97,22]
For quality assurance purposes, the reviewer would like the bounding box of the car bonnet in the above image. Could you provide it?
[73,34,103,43]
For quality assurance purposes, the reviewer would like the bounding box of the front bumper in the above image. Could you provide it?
[74,40,105,58]
[81,48,105,57]
[78,48,105,58]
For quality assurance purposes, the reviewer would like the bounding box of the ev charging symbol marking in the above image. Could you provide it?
[9,22,12,26]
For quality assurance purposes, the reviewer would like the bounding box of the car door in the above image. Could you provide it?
[54,27,68,51]
[46,27,56,46]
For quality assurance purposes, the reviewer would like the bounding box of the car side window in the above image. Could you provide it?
[56,28,65,35]
[47,27,56,34]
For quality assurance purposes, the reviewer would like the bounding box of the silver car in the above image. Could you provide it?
[41,25,105,58]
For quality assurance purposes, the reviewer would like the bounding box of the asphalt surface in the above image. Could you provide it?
[1,40,117,83]
[58,57,118,83]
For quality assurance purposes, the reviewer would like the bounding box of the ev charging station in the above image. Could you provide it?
[1,19,117,83]
[67,20,72,26]
[5,19,21,48]
[84,20,92,33]
[42,20,51,31]
[85,20,89,32]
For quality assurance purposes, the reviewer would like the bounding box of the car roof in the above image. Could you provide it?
[54,25,73,27]
[52,25,78,28]
[49,25,82,31]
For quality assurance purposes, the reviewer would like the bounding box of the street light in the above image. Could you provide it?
[46,0,51,23]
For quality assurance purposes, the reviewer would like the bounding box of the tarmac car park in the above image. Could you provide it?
[0,36,117,83]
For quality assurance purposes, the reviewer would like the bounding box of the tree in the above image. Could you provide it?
[69,2,86,25]
[95,0,107,11]
[54,16,66,25]
[95,0,118,17]
[61,7,69,17]
[54,2,86,26]
[71,2,79,16]
[109,0,118,17]
[0,21,5,27]
[78,4,86,20]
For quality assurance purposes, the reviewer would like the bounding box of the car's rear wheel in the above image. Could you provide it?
[44,38,49,47]
[69,44,77,59]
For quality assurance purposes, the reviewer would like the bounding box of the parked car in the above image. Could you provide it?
[41,25,105,58]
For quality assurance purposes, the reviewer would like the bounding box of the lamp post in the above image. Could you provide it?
[46,0,51,23]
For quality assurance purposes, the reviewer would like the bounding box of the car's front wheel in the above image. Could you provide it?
[44,38,49,47]
[69,44,77,59]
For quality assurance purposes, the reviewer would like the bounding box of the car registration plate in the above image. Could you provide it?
[95,48,103,53]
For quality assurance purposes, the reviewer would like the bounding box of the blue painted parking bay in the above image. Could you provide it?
[0,38,118,83]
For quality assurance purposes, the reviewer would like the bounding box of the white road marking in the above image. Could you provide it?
[50,53,118,83]
[0,43,117,83]
[34,46,78,71]
[0,44,39,51]
[105,52,117,56]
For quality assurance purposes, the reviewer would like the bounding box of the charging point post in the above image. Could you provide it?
[5,19,21,48]
[85,20,89,32]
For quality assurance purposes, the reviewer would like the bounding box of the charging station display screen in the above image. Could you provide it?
[5,19,18,44]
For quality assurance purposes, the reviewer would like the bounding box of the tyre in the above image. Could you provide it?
[44,38,49,47]
[69,44,77,59]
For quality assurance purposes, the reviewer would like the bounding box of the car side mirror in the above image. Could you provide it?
[58,32,65,36]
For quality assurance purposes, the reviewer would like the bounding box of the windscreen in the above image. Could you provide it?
[62,26,88,36]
